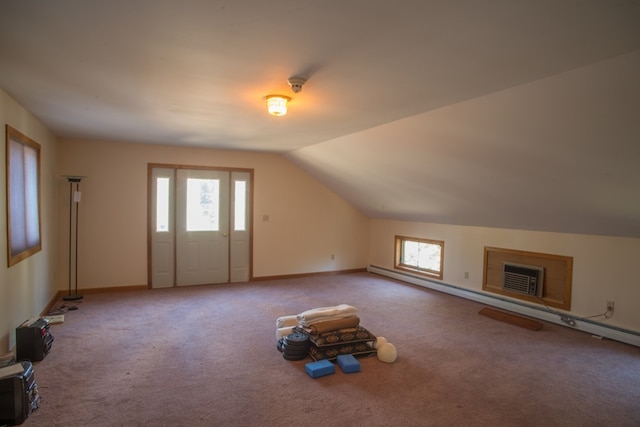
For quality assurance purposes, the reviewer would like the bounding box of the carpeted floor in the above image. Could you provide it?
[20,273,640,426]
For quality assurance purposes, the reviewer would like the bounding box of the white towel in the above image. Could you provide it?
[297,313,359,328]
[276,315,298,328]
[296,304,357,324]
[276,326,295,340]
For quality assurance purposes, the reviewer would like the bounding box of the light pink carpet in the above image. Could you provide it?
[21,273,640,427]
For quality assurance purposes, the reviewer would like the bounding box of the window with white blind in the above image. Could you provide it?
[6,125,42,267]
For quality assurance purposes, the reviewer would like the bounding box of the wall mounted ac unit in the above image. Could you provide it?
[501,262,544,297]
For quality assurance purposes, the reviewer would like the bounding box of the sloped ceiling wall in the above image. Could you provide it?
[287,51,640,237]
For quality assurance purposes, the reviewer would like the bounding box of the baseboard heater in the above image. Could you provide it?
[366,264,640,348]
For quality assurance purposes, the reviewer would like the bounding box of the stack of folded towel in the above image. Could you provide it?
[276,303,360,339]
[276,304,378,361]
[296,303,360,333]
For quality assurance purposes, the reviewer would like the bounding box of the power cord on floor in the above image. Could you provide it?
[535,296,612,328]
[47,301,82,316]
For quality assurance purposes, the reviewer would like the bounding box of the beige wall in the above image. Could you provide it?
[0,89,60,353]
[56,139,370,289]
[369,219,640,333]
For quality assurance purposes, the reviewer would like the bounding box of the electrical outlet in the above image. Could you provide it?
[606,300,615,312]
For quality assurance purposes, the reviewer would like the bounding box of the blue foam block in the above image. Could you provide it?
[305,359,335,378]
[336,354,361,373]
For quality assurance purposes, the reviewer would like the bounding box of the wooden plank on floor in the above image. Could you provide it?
[479,307,543,331]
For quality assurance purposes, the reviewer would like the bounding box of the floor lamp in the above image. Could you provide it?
[63,176,84,301]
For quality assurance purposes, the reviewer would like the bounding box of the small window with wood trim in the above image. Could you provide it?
[395,235,444,280]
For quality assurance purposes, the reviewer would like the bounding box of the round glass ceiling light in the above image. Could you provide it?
[265,95,291,116]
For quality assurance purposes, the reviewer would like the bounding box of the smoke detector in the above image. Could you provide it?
[287,77,307,93]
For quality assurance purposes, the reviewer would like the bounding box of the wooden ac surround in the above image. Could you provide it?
[483,246,573,310]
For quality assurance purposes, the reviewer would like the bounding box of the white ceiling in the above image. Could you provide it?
[1,1,640,237]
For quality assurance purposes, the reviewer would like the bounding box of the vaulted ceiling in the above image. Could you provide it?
[1,1,639,237]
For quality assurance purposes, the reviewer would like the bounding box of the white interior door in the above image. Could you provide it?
[150,166,251,287]
[176,169,229,286]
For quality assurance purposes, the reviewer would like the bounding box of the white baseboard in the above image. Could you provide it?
[367,265,640,348]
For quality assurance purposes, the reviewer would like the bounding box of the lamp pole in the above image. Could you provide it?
[63,176,84,301]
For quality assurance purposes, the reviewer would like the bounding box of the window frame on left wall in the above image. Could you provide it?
[6,125,42,267]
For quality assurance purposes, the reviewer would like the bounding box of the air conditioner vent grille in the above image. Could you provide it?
[501,262,544,297]
[503,273,532,294]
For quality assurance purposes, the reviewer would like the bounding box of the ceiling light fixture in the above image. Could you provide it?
[265,95,291,116]
[265,76,307,116]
